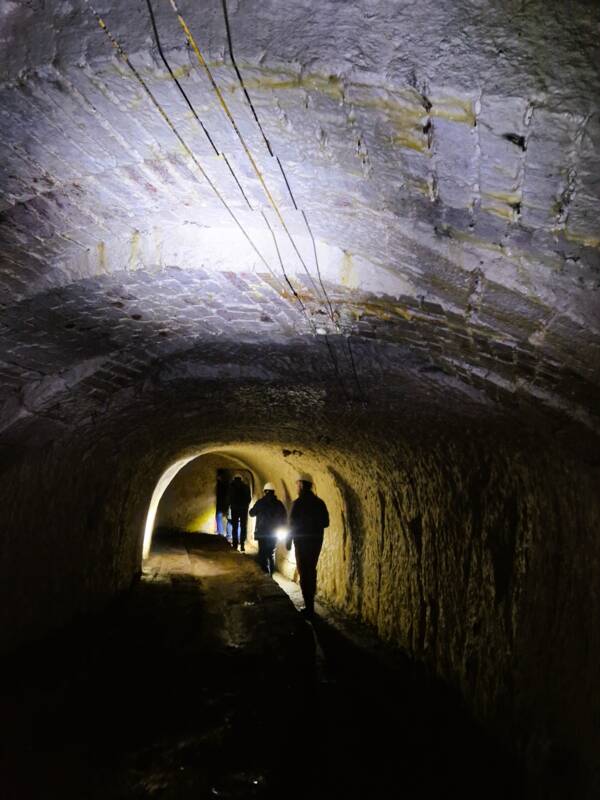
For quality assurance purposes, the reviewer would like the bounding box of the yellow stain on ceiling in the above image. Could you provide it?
[226,65,432,152]
[481,204,515,221]
[560,228,600,249]
[388,134,429,153]
[405,177,432,197]
[354,299,414,322]
[394,305,413,321]
[429,96,476,126]
[97,240,107,274]
[340,250,357,288]
[169,64,192,81]
[235,69,345,101]
[483,190,522,205]
[351,88,428,153]
[480,191,521,221]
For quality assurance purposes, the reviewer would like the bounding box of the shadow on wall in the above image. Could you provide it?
[328,467,366,610]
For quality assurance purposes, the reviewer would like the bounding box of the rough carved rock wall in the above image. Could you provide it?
[1,0,599,794]
[6,388,597,785]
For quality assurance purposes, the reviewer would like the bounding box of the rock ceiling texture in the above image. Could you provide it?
[2,4,600,788]
[0,0,599,444]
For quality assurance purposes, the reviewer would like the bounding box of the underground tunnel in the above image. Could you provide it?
[1,0,599,796]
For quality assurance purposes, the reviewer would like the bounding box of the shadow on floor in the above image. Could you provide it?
[0,531,532,799]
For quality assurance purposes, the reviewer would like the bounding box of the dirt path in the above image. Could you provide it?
[1,532,525,798]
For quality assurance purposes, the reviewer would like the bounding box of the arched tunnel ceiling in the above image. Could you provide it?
[1,0,600,443]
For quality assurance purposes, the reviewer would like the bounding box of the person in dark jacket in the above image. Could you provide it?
[249,482,287,575]
[215,470,229,538]
[229,473,251,551]
[286,472,329,619]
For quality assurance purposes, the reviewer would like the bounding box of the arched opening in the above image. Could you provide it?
[142,450,258,559]
[1,0,599,794]
[142,442,347,590]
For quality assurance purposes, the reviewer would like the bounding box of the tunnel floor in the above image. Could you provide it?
[1,532,528,799]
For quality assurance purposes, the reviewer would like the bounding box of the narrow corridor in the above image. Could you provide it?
[1,531,530,799]
[2,3,599,795]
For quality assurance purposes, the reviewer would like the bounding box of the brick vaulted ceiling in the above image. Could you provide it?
[0,0,599,443]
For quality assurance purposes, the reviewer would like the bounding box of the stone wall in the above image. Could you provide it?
[0,0,599,794]
[315,432,600,792]
[0,396,598,792]
[154,453,254,534]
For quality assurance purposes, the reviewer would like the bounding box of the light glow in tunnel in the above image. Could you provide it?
[142,443,340,578]
[142,457,194,560]
[142,448,261,559]
[0,0,599,790]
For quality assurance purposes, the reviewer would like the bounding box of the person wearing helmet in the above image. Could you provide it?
[249,482,287,575]
[229,473,251,552]
[287,473,329,619]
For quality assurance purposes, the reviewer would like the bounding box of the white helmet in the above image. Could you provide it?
[263,482,276,492]
[296,472,313,484]
[233,473,243,480]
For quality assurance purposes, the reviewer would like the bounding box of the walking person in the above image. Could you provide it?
[215,470,229,539]
[229,473,251,551]
[286,473,329,619]
[249,482,287,576]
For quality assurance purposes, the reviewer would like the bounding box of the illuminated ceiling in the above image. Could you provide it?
[1,0,599,439]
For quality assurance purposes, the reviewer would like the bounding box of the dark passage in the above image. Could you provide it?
[1,1,599,795]
[1,533,526,799]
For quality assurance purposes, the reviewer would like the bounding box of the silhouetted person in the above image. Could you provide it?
[249,482,287,575]
[229,473,251,551]
[215,470,229,538]
[286,472,329,619]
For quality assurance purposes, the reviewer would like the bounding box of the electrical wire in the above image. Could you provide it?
[169,0,329,307]
[84,1,290,300]
[146,0,217,154]
[301,210,336,323]
[261,211,309,315]
[146,0,345,376]
[220,0,366,404]
[217,0,344,340]
[144,0,253,210]
[277,156,298,210]
[86,1,360,404]
[220,0,274,157]
[262,211,350,401]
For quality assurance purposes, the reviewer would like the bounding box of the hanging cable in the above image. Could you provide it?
[145,0,253,210]
[84,2,291,301]
[277,156,298,210]
[262,212,350,401]
[221,0,274,157]
[85,1,355,403]
[220,0,360,401]
[169,0,331,307]
[301,210,336,323]
[146,0,217,154]
[261,211,309,315]
[218,0,340,330]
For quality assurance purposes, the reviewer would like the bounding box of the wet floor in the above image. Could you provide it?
[1,532,527,799]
